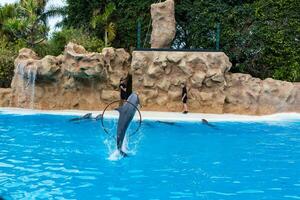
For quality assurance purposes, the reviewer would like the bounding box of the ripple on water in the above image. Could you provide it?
[44,166,80,174]
[6,159,26,164]
[284,195,300,199]
[130,174,147,179]
[170,191,193,198]
[201,191,236,196]
[128,169,144,174]
[75,175,96,180]
[237,189,265,194]
[268,188,282,191]
[108,187,129,192]
[0,162,14,168]
[14,166,40,173]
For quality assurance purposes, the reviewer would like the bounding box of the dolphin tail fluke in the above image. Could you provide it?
[119,150,128,157]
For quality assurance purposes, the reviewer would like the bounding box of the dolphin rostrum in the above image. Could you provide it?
[116,92,140,157]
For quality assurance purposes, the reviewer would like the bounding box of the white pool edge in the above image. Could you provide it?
[1,107,300,122]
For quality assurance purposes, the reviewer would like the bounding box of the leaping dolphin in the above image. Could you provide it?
[116,92,140,157]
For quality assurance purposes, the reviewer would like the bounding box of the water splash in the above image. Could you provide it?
[103,120,143,161]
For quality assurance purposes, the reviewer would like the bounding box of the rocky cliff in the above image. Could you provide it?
[150,0,176,48]
[3,42,131,110]
[0,43,299,114]
[131,50,300,114]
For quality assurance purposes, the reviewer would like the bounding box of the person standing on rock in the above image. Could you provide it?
[119,78,127,106]
[181,83,188,114]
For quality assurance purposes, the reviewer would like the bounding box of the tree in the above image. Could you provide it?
[1,0,64,47]
[252,0,300,81]
[0,3,18,40]
[91,2,116,47]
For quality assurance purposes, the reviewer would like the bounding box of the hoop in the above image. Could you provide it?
[100,100,142,138]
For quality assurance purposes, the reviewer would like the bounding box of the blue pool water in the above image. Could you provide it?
[0,113,300,199]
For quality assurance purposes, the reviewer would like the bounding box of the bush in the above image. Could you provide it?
[45,28,105,56]
[0,49,14,88]
[0,38,21,88]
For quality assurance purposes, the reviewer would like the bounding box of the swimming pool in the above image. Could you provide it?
[0,110,300,199]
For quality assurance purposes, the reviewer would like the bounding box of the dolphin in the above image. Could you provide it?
[201,119,219,130]
[69,113,92,122]
[156,120,176,125]
[69,113,103,122]
[95,114,102,121]
[116,92,140,157]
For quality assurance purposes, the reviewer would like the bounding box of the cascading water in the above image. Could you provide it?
[27,65,37,109]
[15,63,26,107]
[14,62,37,109]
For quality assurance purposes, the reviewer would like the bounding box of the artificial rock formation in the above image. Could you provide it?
[0,43,299,115]
[7,42,130,109]
[131,50,300,114]
[150,0,176,48]
[0,88,12,107]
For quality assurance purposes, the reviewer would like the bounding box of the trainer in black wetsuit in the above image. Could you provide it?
[181,83,188,114]
[182,86,187,103]
[125,73,132,99]
[119,79,127,105]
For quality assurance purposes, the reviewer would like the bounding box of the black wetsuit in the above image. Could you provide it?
[125,74,132,99]
[182,87,188,103]
[119,83,127,100]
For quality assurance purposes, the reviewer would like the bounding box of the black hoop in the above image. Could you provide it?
[100,100,142,138]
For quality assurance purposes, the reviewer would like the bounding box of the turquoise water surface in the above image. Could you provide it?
[0,112,300,199]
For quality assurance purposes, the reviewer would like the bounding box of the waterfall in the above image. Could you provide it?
[27,65,37,109]
[14,63,37,109]
[15,63,26,107]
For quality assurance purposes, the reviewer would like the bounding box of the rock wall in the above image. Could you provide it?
[0,88,12,107]
[150,0,176,48]
[131,50,300,114]
[0,44,299,115]
[5,42,131,110]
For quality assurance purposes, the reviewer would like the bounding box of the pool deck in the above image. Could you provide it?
[1,107,300,122]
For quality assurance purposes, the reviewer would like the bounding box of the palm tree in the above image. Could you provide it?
[91,3,116,47]
[1,0,65,47]
[0,3,18,39]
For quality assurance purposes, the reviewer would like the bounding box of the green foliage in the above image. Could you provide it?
[0,0,64,46]
[1,0,47,47]
[174,0,300,81]
[112,0,155,48]
[91,2,116,47]
[0,0,64,87]
[0,3,18,39]
[0,38,18,88]
[46,28,105,56]
[252,0,300,81]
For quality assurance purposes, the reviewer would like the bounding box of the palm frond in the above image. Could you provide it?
[107,22,116,42]
[90,15,100,29]
[43,5,66,18]
[0,3,18,21]
[91,2,116,28]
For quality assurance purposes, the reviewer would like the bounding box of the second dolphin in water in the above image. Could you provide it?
[116,93,140,157]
